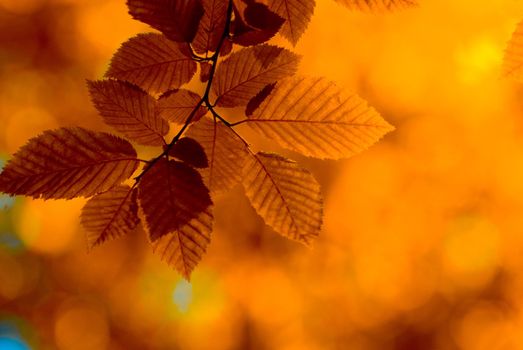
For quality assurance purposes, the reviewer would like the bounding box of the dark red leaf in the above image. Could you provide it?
[220,38,234,56]
[127,0,204,42]
[231,1,284,46]
[199,62,212,82]
[138,158,212,241]
[168,137,208,168]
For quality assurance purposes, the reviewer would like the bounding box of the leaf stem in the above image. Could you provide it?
[229,119,248,127]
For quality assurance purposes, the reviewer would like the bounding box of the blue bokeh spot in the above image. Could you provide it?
[0,337,30,350]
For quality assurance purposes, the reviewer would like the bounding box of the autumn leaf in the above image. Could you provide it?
[231,1,284,47]
[106,33,197,94]
[242,152,323,245]
[152,207,212,279]
[504,21,523,82]
[212,44,300,107]
[127,0,204,42]
[157,89,207,124]
[138,158,212,241]
[88,79,169,146]
[246,76,394,159]
[200,62,212,82]
[81,185,139,249]
[335,0,418,11]
[0,128,139,199]
[192,0,228,54]
[245,83,275,116]
[168,137,209,168]
[268,0,315,46]
[187,117,249,195]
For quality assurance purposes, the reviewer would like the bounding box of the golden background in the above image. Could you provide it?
[1,0,523,349]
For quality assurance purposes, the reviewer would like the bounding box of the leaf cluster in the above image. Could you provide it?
[0,0,407,279]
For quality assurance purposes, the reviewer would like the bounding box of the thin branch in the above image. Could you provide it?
[134,0,234,184]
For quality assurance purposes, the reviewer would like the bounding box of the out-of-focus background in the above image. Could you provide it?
[1,0,523,349]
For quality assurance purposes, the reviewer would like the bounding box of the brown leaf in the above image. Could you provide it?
[242,152,322,245]
[268,0,315,45]
[88,79,169,146]
[81,185,139,249]
[504,21,523,82]
[152,207,212,279]
[220,38,234,56]
[335,0,418,11]
[247,76,394,159]
[192,0,228,53]
[200,62,213,82]
[106,33,197,94]
[127,0,204,42]
[231,1,284,46]
[0,128,139,199]
[245,82,275,116]
[212,44,300,107]
[186,117,249,194]
[168,137,209,168]
[157,89,207,124]
[137,158,212,241]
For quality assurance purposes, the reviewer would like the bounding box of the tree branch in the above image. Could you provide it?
[134,0,234,184]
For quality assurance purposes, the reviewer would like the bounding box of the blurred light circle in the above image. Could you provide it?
[14,198,84,255]
[0,337,30,350]
[54,299,109,350]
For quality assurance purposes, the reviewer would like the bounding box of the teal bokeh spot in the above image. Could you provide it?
[0,337,30,350]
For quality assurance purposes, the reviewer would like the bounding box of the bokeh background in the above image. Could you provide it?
[2,0,523,349]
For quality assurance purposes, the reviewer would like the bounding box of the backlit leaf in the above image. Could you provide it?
[212,44,300,107]
[242,152,322,245]
[504,21,523,82]
[268,0,315,45]
[127,0,204,42]
[168,137,209,168]
[187,117,249,194]
[231,1,284,47]
[200,62,212,82]
[247,76,394,159]
[138,158,212,241]
[0,128,139,199]
[88,79,169,146]
[335,0,418,11]
[81,185,139,249]
[157,89,207,124]
[192,0,228,53]
[106,33,197,94]
[245,83,275,116]
[152,208,212,279]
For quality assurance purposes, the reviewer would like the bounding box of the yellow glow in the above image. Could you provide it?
[443,216,500,288]
[14,198,84,254]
